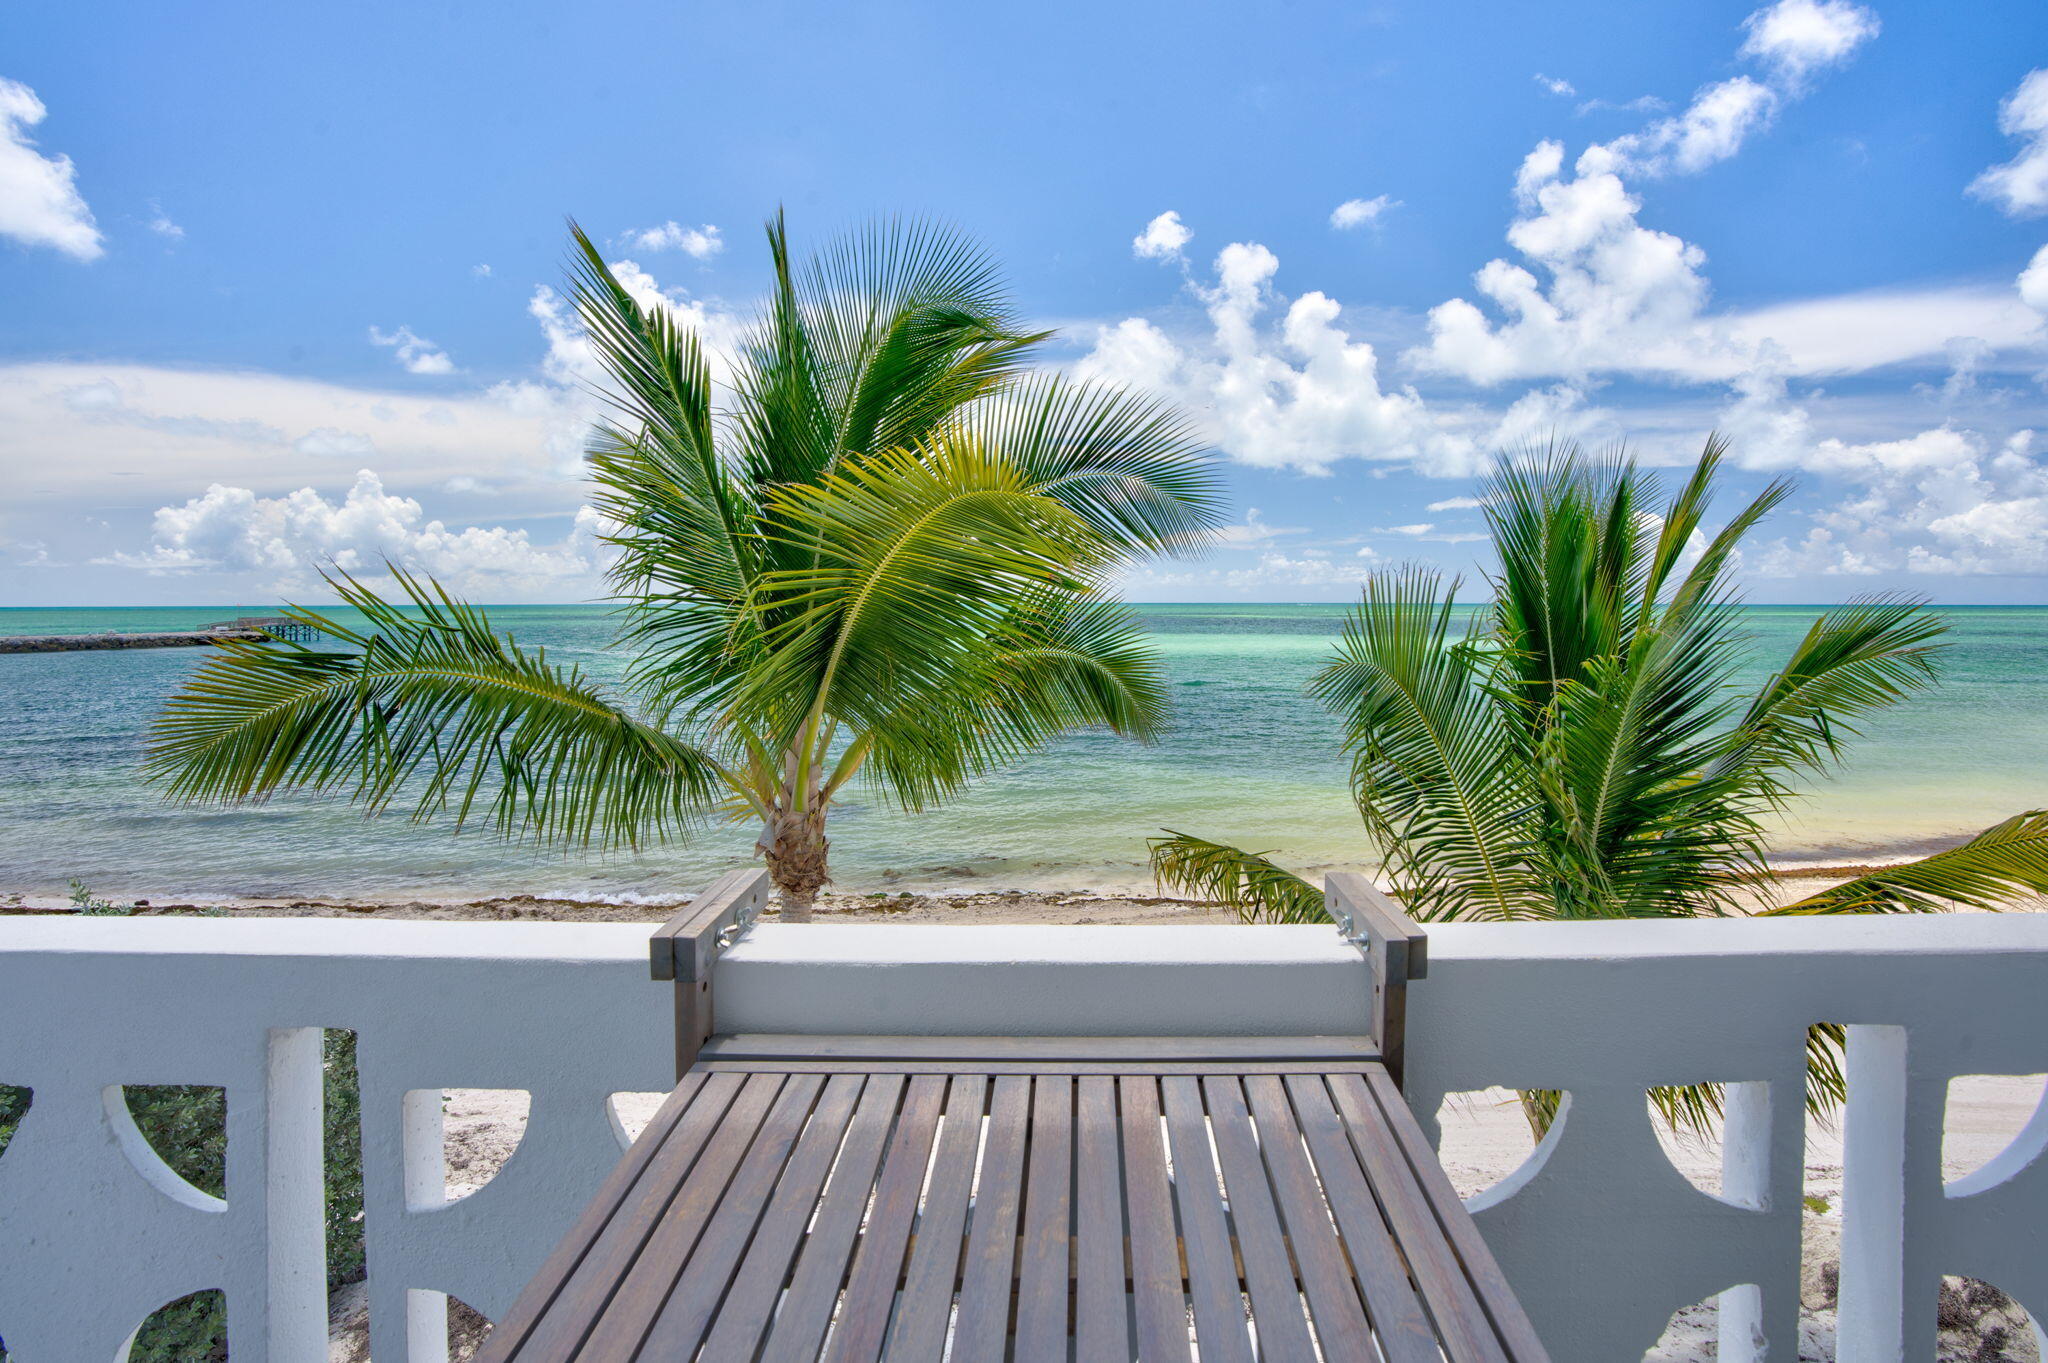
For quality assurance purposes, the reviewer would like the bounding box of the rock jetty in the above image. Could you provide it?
[0,617,319,653]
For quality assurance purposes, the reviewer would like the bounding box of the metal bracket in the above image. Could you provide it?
[1331,903,1372,954]
[714,898,761,954]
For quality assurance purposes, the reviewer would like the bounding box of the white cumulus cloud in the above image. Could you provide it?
[1330,195,1399,230]
[1132,210,1192,261]
[3,254,754,597]
[623,221,724,258]
[108,468,610,595]
[1080,236,1479,475]
[1534,74,1576,98]
[0,77,101,260]
[1739,0,1881,87]
[1408,0,1888,388]
[2020,243,2048,316]
[1593,76,1779,179]
[1969,69,2048,218]
[1410,142,1715,384]
[1124,549,1378,596]
[1755,431,2048,577]
[1217,507,1307,545]
[369,325,456,376]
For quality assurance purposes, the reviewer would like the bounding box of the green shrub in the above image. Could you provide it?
[323,1030,366,1289]
[0,1084,26,1156]
[0,1088,22,1360]
[67,878,132,916]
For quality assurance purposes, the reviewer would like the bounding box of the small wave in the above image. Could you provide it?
[519,889,699,907]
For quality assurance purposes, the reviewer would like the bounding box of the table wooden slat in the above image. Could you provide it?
[1282,1073,1445,1363]
[505,1070,745,1362]
[632,1072,825,1362]
[823,1074,949,1363]
[1240,1074,1386,1363]
[693,1074,867,1363]
[885,1074,988,1358]
[702,1033,1382,1063]
[1356,1068,1552,1362]
[1326,1073,1511,1363]
[476,1072,708,1363]
[1201,1075,1320,1363]
[1161,1075,1255,1363]
[1073,1074,1131,1361]
[1014,1074,1074,1362]
[575,1073,788,1360]
[952,1073,1032,1359]
[1118,1077,1189,1363]
[757,1074,909,1363]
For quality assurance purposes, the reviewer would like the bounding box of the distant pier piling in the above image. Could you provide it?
[0,616,324,654]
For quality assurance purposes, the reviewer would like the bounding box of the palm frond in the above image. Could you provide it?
[851,591,1169,810]
[1312,567,1539,922]
[968,373,1224,554]
[739,437,1121,746]
[1483,446,1641,709]
[1770,810,2048,914]
[805,217,1046,467]
[565,222,765,713]
[147,570,724,850]
[565,220,725,488]
[727,208,839,490]
[1148,832,1327,924]
[1722,594,1947,787]
[1532,597,1761,918]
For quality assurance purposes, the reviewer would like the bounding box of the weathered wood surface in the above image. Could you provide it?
[478,1038,1551,1362]
[648,869,773,1076]
[1328,871,1429,1087]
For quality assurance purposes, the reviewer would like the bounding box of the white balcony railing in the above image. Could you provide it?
[1,912,2045,1360]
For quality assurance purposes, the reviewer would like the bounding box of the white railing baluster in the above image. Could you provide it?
[400,1087,453,1363]
[1837,1024,1909,1361]
[264,1026,329,1359]
[1716,1080,1774,1362]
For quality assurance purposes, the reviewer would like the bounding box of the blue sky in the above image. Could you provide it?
[4,0,2048,605]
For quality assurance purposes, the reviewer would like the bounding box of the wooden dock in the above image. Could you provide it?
[0,617,324,654]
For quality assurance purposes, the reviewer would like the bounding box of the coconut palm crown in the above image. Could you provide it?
[1156,442,2048,923]
[149,215,1222,918]
[1152,442,2048,1127]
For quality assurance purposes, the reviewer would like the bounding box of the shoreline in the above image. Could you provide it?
[0,858,1994,923]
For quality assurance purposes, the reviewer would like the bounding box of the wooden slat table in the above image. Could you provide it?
[478,1034,1549,1362]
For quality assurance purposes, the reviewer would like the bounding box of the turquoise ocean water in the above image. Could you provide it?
[2,603,2045,904]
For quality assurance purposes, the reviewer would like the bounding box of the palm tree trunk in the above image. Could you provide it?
[757,802,830,923]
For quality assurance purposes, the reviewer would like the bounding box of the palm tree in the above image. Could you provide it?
[150,215,1221,919]
[1152,441,2048,1129]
